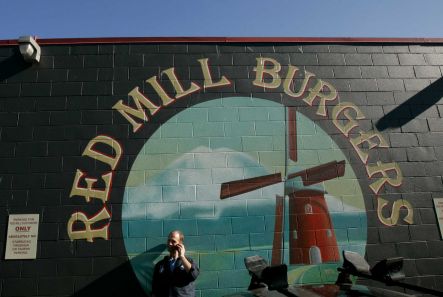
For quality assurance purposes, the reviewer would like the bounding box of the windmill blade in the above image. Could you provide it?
[288,107,297,162]
[287,160,346,186]
[220,173,282,199]
[271,195,285,265]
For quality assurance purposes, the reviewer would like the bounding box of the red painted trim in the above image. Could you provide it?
[2,36,443,46]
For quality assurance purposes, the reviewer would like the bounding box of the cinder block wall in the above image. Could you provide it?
[0,41,442,296]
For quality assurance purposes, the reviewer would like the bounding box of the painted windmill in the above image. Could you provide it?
[220,107,345,266]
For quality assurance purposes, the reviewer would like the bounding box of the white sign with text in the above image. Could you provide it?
[5,214,39,259]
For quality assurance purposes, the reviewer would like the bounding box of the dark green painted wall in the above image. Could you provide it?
[0,42,442,296]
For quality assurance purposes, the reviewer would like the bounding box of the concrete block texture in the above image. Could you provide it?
[0,40,442,296]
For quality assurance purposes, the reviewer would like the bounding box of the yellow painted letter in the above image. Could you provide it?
[253,57,281,89]
[198,58,230,89]
[303,79,337,116]
[67,207,111,242]
[283,66,315,98]
[332,102,366,137]
[146,76,175,106]
[367,161,403,194]
[70,170,113,203]
[83,135,122,170]
[161,68,201,99]
[112,87,160,133]
[351,130,389,164]
[377,197,413,226]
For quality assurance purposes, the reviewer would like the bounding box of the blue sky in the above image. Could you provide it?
[1,0,442,39]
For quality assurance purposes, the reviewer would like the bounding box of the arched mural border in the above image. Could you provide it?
[111,88,383,294]
[110,90,377,229]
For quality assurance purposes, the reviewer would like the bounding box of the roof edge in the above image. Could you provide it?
[2,36,443,46]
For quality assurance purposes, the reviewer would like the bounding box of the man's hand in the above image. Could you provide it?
[176,243,186,258]
[176,243,192,272]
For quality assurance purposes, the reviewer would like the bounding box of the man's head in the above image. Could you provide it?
[167,230,184,254]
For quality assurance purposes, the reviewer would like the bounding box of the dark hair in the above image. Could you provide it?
[169,230,184,242]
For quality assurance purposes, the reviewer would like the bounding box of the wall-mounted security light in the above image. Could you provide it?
[18,36,41,63]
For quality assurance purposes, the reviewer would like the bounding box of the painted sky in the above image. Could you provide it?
[1,0,442,39]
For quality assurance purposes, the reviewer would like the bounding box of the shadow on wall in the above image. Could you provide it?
[376,76,443,130]
[71,261,146,297]
[70,248,163,297]
[0,48,31,82]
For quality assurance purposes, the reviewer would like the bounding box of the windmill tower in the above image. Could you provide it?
[220,107,342,265]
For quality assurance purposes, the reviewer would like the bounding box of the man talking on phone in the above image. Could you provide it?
[152,230,200,297]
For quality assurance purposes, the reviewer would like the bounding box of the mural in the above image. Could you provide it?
[121,97,367,295]
[64,54,416,297]
[3,40,443,297]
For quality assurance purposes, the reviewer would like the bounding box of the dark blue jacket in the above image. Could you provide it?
[152,256,200,297]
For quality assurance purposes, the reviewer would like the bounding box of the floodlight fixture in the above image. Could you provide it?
[18,36,41,63]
